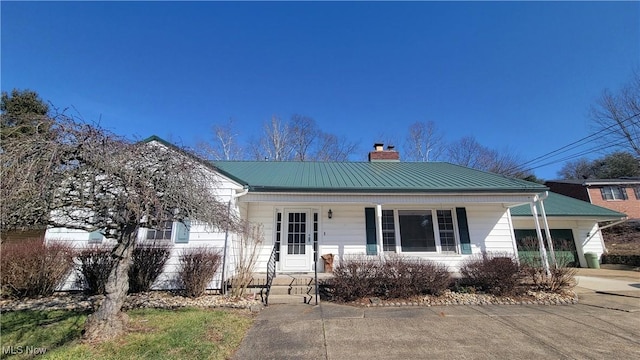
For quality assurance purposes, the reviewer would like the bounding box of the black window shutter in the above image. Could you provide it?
[365,207,377,255]
[456,207,472,254]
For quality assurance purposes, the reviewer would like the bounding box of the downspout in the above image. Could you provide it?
[221,186,250,295]
[221,198,232,295]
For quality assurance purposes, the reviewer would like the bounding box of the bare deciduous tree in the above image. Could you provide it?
[252,116,293,161]
[590,72,640,157]
[314,132,359,161]
[404,121,445,162]
[446,136,494,169]
[1,116,234,341]
[557,157,596,179]
[197,118,244,160]
[446,136,529,178]
[289,114,318,161]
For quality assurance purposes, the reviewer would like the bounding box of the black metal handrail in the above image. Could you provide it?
[263,242,277,306]
[313,242,318,305]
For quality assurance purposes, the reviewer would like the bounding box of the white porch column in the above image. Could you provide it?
[538,199,557,268]
[375,204,385,262]
[530,202,551,276]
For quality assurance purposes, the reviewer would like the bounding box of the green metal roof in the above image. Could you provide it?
[212,161,547,193]
[511,192,626,219]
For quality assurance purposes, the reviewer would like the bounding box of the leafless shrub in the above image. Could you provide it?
[1,238,75,298]
[76,245,117,295]
[177,247,222,298]
[230,222,264,298]
[520,263,577,293]
[329,255,380,302]
[328,255,451,302]
[521,265,578,293]
[128,242,173,293]
[459,252,522,296]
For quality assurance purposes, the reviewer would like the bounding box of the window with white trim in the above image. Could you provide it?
[398,210,436,252]
[381,210,396,251]
[146,221,173,242]
[365,208,467,254]
[437,210,457,253]
[600,186,628,200]
[634,186,640,200]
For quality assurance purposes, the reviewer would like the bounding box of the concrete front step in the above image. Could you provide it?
[268,285,314,296]
[267,294,317,305]
[228,275,318,288]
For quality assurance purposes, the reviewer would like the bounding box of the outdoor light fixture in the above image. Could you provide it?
[328,209,333,219]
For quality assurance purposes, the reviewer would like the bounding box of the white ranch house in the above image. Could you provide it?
[45,137,627,291]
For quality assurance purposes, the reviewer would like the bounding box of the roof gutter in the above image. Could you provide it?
[233,187,249,198]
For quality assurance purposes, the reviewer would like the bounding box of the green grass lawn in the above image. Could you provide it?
[1,308,254,360]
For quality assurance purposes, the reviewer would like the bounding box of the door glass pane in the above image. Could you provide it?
[275,212,282,261]
[287,212,306,255]
[399,210,436,252]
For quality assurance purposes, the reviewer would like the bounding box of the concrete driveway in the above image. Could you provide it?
[234,269,640,360]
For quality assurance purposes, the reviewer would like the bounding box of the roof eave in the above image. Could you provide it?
[247,186,547,194]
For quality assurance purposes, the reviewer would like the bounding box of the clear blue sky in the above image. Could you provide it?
[2,1,638,179]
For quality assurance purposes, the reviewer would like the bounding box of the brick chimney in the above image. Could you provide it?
[368,143,400,162]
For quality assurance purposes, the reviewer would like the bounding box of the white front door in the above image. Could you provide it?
[281,210,313,272]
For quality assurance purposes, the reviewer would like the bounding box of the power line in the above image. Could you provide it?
[522,136,639,173]
[507,112,640,175]
[518,112,639,169]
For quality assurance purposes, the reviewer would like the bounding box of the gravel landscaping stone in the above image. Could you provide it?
[0,289,577,313]
[0,291,262,312]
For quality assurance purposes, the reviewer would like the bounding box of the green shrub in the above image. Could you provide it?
[129,242,173,293]
[459,252,521,296]
[1,238,75,298]
[76,245,116,295]
[176,247,222,298]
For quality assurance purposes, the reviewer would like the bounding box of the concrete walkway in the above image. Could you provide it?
[234,269,640,360]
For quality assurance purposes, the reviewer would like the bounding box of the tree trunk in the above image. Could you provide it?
[82,231,135,342]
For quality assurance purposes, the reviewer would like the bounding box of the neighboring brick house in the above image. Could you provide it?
[545,179,640,219]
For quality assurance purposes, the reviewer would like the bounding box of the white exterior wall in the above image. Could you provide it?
[45,174,242,292]
[511,217,605,267]
[242,202,517,274]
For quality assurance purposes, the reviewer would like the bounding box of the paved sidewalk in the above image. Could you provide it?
[234,268,640,360]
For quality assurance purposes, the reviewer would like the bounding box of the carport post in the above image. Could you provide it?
[538,199,557,268]
[530,201,551,277]
[375,204,385,262]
